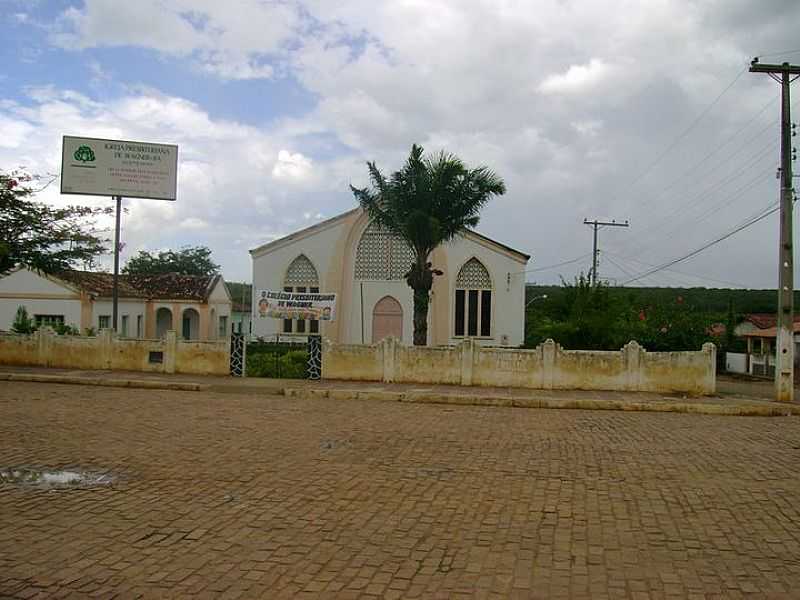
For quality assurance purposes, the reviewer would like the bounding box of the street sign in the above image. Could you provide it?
[61,136,178,201]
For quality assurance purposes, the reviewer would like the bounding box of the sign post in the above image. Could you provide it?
[61,136,178,332]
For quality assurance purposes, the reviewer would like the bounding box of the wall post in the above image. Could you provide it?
[164,330,177,374]
[383,336,397,383]
[541,339,556,389]
[623,341,643,391]
[98,328,114,369]
[702,342,717,394]
[460,339,476,386]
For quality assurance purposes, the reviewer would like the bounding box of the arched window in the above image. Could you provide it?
[283,255,320,334]
[354,222,414,280]
[454,258,492,337]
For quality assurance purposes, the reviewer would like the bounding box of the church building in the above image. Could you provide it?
[250,208,530,346]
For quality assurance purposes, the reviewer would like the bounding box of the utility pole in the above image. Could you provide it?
[749,58,800,402]
[583,219,629,285]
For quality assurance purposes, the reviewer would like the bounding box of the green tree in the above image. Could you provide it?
[0,170,110,272]
[351,144,506,345]
[123,246,220,277]
[526,274,630,350]
[11,306,36,334]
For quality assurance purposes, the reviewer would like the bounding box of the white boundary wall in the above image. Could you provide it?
[323,338,717,395]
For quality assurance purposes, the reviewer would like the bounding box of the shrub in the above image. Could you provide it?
[11,306,36,334]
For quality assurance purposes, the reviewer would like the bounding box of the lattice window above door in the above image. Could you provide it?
[285,254,319,285]
[354,222,415,280]
[455,258,491,288]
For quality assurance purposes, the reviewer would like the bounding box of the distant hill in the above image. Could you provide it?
[526,284,792,316]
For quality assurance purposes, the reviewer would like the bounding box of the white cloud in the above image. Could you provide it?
[12,0,800,285]
[539,59,612,94]
[52,0,300,80]
[0,89,355,280]
[272,150,313,181]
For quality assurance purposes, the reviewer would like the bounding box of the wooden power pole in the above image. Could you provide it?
[749,58,800,402]
[583,219,629,285]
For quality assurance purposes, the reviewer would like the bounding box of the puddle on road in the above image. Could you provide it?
[0,467,115,488]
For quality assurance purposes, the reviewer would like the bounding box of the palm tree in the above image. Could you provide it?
[351,144,506,346]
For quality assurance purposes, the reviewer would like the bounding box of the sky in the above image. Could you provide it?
[2,0,800,288]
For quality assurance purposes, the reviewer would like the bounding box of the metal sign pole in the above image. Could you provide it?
[112,195,122,331]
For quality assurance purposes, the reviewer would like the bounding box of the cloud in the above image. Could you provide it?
[52,0,300,80]
[539,59,613,94]
[11,0,800,286]
[0,88,356,280]
[272,150,313,181]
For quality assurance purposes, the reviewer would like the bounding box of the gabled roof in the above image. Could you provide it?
[250,209,360,257]
[741,322,800,338]
[249,207,530,262]
[741,313,800,329]
[57,271,223,302]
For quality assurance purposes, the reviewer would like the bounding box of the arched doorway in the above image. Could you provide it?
[182,308,200,340]
[155,307,172,338]
[372,296,403,343]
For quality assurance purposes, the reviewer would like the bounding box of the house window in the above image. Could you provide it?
[136,315,143,337]
[454,258,492,338]
[121,315,129,337]
[219,315,228,337]
[282,255,320,335]
[98,315,110,329]
[34,314,64,328]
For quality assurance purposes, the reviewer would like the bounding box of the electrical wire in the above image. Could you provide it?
[521,253,592,274]
[620,166,775,257]
[605,252,752,288]
[618,64,749,211]
[621,203,779,285]
[632,94,779,214]
[757,48,800,59]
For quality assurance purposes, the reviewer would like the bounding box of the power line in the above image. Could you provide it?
[757,48,800,59]
[622,203,779,285]
[631,93,779,214]
[618,64,748,211]
[619,166,775,257]
[522,253,592,274]
[605,251,752,288]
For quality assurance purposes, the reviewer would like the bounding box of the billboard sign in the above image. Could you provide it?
[61,136,178,200]
[256,290,337,321]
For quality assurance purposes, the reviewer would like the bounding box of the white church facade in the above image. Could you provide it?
[250,208,530,346]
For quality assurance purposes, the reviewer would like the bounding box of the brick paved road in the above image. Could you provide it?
[1,382,800,599]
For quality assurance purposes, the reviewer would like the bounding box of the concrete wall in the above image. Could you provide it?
[323,337,717,395]
[0,329,229,375]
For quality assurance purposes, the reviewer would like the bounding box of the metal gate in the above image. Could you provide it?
[230,333,246,376]
[307,335,322,380]
[244,335,322,379]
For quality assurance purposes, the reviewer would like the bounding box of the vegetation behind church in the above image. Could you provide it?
[524,278,778,352]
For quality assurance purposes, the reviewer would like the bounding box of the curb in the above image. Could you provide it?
[0,372,208,392]
[284,387,800,417]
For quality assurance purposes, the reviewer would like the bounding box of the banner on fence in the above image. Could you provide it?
[255,290,337,321]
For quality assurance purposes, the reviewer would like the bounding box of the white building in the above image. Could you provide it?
[0,265,231,340]
[250,208,530,346]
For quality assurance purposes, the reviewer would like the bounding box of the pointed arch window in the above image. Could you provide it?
[283,255,320,334]
[454,258,492,337]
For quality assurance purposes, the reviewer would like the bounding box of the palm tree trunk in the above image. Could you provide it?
[412,287,429,346]
[407,256,433,346]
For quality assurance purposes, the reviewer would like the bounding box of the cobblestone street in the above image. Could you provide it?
[2,381,800,599]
